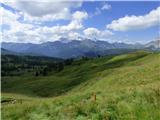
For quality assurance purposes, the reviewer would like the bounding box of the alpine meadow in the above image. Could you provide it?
[1,1,160,120]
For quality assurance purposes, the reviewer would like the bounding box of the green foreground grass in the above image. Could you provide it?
[1,51,160,120]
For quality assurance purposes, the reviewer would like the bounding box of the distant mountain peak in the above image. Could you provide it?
[145,39,160,49]
[1,39,147,58]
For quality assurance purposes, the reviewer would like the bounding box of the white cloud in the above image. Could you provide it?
[23,8,71,22]
[107,7,160,31]
[101,3,111,10]
[1,7,35,43]
[83,27,113,39]
[65,20,82,30]
[68,32,81,40]
[1,6,88,43]
[1,2,111,43]
[36,11,88,34]
[84,28,100,37]
[72,11,88,21]
[0,7,19,25]
[4,0,82,22]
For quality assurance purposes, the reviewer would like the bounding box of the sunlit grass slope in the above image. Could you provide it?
[2,51,160,120]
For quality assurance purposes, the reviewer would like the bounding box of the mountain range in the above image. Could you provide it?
[1,38,160,58]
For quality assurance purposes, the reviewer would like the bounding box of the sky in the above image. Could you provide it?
[0,0,159,44]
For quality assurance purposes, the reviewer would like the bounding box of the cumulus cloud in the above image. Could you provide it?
[0,7,47,43]
[32,11,88,42]
[36,11,88,34]
[4,0,82,22]
[68,32,81,40]
[0,7,19,25]
[23,8,71,22]
[0,1,111,43]
[1,6,88,43]
[84,28,100,37]
[83,28,113,39]
[107,7,160,31]
[1,7,36,43]
[72,11,88,21]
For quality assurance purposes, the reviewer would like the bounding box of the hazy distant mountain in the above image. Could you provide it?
[1,39,143,58]
[1,47,46,56]
[145,40,160,50]
[1,48,20,55]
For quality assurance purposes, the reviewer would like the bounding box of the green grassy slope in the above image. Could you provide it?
[1,51,160,120]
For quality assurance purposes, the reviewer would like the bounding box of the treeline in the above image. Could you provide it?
[1,54,101,77]
[35,58,76,76]
[34,62,64,76]
[1,55,74,76]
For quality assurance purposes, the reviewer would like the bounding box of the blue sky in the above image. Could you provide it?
[0,1,159,44]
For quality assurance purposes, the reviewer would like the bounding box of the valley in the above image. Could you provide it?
[1,51,160,120]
